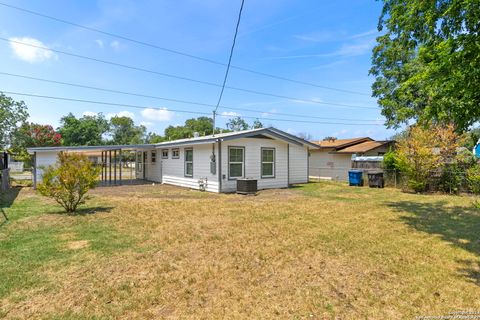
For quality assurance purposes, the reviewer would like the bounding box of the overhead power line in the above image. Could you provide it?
[214,0,244,113]
[0,37,377,110]
[213,0,245,135]
[0,72,381,122]
[0,1,370,97]
[1,90,383,126]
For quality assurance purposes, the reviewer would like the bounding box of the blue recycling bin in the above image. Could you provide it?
[348,170,363,186]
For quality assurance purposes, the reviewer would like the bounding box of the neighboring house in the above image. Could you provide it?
[309,137,395,181]
[28,127,319,193]
[474,139,480,158]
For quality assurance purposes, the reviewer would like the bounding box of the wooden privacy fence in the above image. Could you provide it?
[0,169,10,192]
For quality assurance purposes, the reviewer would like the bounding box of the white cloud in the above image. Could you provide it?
[110,40,120,50]
[140,121,153,127]
[9,37,56,63]
[141,108,174,121]
[107,111,135,119]
[220,111,241,118]
[95,39,104,48]
[83,111,98,117]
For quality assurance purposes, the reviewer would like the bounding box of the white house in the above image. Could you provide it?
[28,127,319,193]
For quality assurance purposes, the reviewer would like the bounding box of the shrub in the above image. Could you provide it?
[37,152,100,213]
[395,124,462,193]
[467,163,480,194]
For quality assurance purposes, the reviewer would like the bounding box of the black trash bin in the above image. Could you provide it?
[367,171,384,188]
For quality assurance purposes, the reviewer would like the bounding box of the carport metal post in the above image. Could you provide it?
[101,151,104,184]
[119,149,122,185]
[114,150,117,185]
[109,150,112,185]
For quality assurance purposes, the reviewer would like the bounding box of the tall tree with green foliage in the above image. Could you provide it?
[0,93,29,149]
[370,0,480,131]
[58,113,109,146]
[11,123,62,164]
[251,119,263,129]
[109,116,146,145]
[226,116,249,132]
[164,117,215,140]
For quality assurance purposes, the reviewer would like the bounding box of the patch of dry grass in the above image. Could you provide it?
[1,182,479,319]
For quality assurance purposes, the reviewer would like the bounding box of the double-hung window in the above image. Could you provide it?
[161,149,168,159]
[151,151,156,163]
[261,148,275,178]
[172,148,180,159]
[228,147,244,179]
[184,148,193,177]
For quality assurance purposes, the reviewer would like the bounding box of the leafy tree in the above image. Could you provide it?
[322,136,337,141]
[464,127,480,150]
[185,117,213,135]
[164,117,214,140]
[11,123,62,165]
[0,93,29,149]
[226,116,249,132]
[109,116,146,145]
[467,164,480,194]
[37,152,100,213]
[58,113,109,146]
[14,123,61,148]
[395,124,462,192]
[251,119,263,129]
[370,0,480,131]
[145,132,165,144]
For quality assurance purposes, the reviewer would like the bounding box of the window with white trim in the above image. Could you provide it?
[161,149,168,159]
[184,148,193,177]
[261,148,275,178]
[172,148,180,159]
[228,147,244,179]
[151,151,156,163]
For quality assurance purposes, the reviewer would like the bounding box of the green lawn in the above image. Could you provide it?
[0,182,479,319]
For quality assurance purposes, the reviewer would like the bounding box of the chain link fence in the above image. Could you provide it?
[309,166,477,194]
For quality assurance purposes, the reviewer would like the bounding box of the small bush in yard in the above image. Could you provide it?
[467,163,480,194]
[37,152,100,213]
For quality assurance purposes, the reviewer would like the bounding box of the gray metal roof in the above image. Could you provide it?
[27,127,319,153]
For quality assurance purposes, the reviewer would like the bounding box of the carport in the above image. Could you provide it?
[27,144,157,188]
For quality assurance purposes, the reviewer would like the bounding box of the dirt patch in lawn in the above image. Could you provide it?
[65,240,90,250]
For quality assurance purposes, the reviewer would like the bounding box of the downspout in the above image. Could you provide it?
[307,147,310,183]
[218,140,222,193]
[287,144,290,187]
[33,152,37,189]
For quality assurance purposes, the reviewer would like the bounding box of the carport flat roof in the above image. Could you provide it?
[27,144,156,153]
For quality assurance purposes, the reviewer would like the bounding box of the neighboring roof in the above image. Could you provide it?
[313,137,372,149]
[334,140,393,154]
[27,127,320,154]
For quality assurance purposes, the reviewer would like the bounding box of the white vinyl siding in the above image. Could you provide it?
[161,144,220,192]
[288,144,309,184]
[308,149,351,181]
[221,138,289,192]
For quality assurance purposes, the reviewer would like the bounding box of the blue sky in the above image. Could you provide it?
[0,0,398,140]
